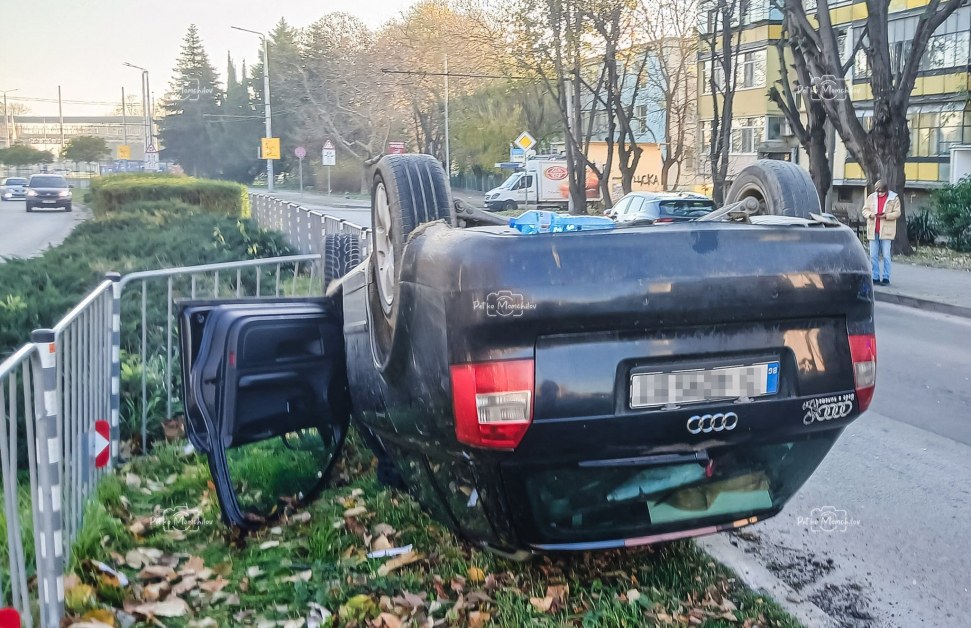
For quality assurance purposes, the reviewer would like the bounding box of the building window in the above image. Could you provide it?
[766,116,785,140]
[731,117,764,154]
[635,104,648,134]
[737,50,766,89]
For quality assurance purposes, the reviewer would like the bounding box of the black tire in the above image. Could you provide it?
[369,154,454,367]
[725,160,820,218]
[323,233,361,290]
[503,199,518,211]
[65,203,72,212]
[25,204,32,213]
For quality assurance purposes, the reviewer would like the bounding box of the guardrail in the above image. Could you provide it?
[1,192,367,626]
[250,193,371,260]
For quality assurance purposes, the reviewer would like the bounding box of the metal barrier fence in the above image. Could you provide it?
[249,193,371,260]
[1,192,365,626]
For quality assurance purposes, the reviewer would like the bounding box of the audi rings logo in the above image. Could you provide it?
[687,412,739,435]
[803,401,853,425]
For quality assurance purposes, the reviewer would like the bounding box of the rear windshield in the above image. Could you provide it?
[4,178,27,185]
[29,176,68,188]
[658,200,716,217]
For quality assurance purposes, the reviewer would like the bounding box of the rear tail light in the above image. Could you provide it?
[848,334,876,412]
[450,359,534,449]
[654,217,675,223]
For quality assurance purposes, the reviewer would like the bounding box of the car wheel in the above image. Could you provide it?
[724,160,820,218]
[323,232,361,291]
[368,154,454,368]
[503,199,518,211]
[25,204,32,213]
[65,203,72,212]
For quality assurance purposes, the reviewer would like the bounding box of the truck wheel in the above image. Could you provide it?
[503,199,518,211]
[323,233,361,290]
[725,160,820,218]
[369,154,454,365]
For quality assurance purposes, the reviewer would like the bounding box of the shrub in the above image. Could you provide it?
[88,173,249,218]
[931,178,971,251]
[907,207,940,247]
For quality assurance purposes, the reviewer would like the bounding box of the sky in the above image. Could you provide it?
[0,0,419,117]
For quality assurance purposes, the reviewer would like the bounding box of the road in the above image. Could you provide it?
[713,302,971,628]
[251,189,373,226]
[0,199,90,261]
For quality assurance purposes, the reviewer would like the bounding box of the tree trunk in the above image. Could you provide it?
[661,160,672,191]
[883,159,911,254]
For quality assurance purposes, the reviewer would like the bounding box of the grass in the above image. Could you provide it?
[61,429,801,627]
[901,244,971,271]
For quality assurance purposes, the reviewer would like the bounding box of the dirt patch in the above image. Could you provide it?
[763,546,836,592]
[808,583,875,628]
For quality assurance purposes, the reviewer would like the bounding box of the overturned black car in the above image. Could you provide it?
[179,155,876,556]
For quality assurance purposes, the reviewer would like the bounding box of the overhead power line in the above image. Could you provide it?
[381,69,532,80]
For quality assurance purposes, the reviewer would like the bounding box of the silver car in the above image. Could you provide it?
[0,177,28,201]
[608,191,716,224]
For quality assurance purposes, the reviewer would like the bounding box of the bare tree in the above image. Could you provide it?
[641,0,698,191]
[781,0,963,253]
[700,0,744,205]
[294,13,397,192]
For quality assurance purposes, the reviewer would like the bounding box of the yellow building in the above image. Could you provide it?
[697,0,971,212]
[586,141,665,199]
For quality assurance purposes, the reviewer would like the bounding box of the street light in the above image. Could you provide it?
[0,88,19,148]
[232,25,274,192]
[122,62,152,155]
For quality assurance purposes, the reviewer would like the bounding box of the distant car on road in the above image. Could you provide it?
[25,174,72,212]
[0,177,28,201]
[609,191,716,224]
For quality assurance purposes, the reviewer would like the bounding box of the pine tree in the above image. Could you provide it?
[250,18,302,176]
[158,24,223,177]
[213,54,262,182]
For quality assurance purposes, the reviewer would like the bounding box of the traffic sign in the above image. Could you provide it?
[321,140,336,166]
[261,137,281,160]
[388,141,406,155]
[144,144,159,172]
[117,144,131,160]
[94,419,110,468]
[294,146,306,159]
[514,131,536,152]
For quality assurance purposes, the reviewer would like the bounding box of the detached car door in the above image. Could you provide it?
[179,297,351,529]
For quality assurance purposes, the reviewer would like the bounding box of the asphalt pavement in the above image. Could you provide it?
[0,199,89,262]
[250,188,372,226]
[704,302,971,628]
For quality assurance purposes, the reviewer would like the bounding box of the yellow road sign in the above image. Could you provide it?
[261,137,281,160]
[514,131,536,151]
[117,145,131,160]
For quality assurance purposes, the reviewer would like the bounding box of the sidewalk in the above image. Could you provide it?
[874,262,971,318]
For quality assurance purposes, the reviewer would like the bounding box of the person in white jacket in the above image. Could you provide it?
[861,180,902,285]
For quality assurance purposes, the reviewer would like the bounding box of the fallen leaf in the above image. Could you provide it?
[291,511,312,524]
[80,609,117,626]
[466,590,493,604]
[468,610,491,628]
[371,535,392,551]
[351,488,365,498]
[125,473,141,488]
[344,506,367,517]
[246,565,264,578]
[259,540,280,550]
[270,526,283,535]
[373,612,402,628]
[180,555,205,576]
[627,589,641,605]
[372,523,395,537]
[467,566,485,584]
[172,576,197,596]
[391,591,425,610]
[188,619,219,628]
[530,596,554,613]
[376,551,423,577]
[137,565,176,582]
[282,569,313,583]
[131,597,189,618]
[200,577,229,593]
[142,581,169,602]
[64,573,81,591]
[65,583,96,611]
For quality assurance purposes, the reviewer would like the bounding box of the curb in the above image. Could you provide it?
[697,534,838,628]
[873,290,971,320]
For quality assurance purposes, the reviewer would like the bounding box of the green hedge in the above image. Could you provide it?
[88,173,249,218]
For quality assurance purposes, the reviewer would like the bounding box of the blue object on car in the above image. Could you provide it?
[509,210,615,234]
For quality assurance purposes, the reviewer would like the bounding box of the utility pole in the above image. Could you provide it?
[0,89,18,147]
[121,87,128,146]
[58,86,65,154]
[123,63,151,154]
[232,26,274,191]
[444,54,450,175]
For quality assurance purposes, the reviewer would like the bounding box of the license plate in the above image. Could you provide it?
[43,200,56,203]
[630,361,780,409]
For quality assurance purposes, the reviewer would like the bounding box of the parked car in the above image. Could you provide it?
[608,191,716,223]
[25,174,72,212]
[0,177,28,201]
[179,156,875,557]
